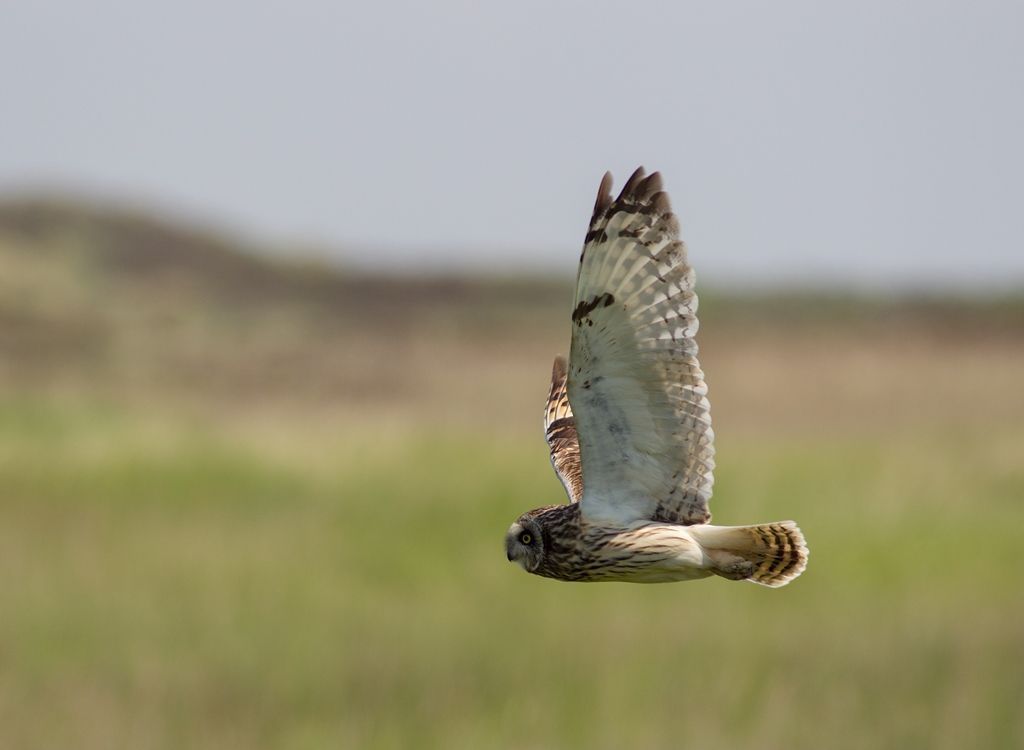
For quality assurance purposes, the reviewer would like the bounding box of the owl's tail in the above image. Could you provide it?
[692,521,808,587]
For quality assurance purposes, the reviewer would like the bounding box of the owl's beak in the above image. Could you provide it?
[504,533,519,563]
[503,528,520,561]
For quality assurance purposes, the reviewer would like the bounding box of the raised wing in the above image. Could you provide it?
[568,167,714,525]
[544,355,584,503]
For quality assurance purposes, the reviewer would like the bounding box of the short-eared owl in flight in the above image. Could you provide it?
[505,168,808,587]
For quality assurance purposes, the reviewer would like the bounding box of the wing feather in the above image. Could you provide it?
[568,168,714,526]
[543,355,584,503]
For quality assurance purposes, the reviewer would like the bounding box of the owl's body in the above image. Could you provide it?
[507,503,805,586]
[505,168,808,587]
[508,505,708,583]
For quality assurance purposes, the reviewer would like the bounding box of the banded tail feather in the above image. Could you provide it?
[692,521,808,587]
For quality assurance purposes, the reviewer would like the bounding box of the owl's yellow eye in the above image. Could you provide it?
[519,532,533,545]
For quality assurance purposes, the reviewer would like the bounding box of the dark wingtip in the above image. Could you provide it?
[593,171,614,217]
[650,190,672,215]
[618,166,646,201]
[638,171,663,200]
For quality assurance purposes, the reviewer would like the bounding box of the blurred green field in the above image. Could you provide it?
[1,201,1023,749]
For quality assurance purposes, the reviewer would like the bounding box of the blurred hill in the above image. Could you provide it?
[0,197,572,420]
[1,196,1022,433]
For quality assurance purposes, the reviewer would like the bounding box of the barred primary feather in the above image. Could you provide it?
[569,167,714,526]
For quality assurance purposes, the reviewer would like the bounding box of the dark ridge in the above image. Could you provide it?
[1,195,1020,332]
[0,196,572,315]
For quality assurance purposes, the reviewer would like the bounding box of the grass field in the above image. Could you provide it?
[1,202,1022,748]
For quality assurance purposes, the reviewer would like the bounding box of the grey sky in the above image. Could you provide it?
[2,1,1022,288]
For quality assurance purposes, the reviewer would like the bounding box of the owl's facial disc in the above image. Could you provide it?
[505,519,542,572]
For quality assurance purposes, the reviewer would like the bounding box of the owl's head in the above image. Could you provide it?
[505,514,546,573]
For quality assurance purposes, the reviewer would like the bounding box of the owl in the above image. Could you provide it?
[505,168,808,587]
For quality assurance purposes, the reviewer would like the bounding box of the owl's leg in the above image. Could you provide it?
[706,552,756,581]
